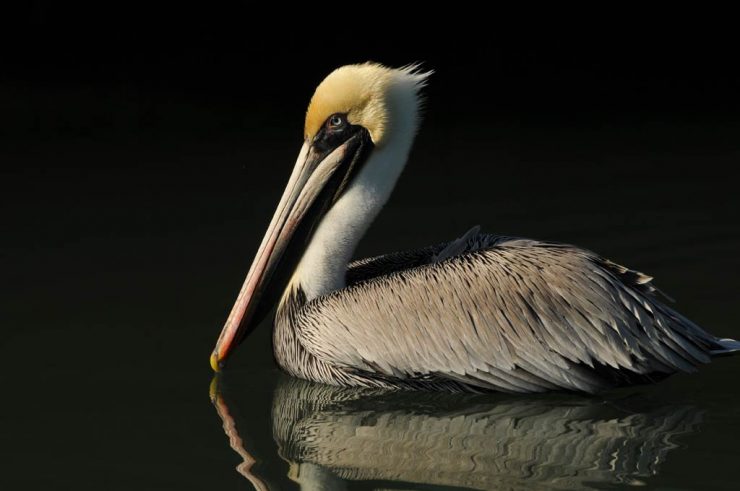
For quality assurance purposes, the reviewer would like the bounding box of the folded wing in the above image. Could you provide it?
[297,238,721,393]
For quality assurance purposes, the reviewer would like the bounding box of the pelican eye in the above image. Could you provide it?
[313,113,355,152]
[327,114,345,129]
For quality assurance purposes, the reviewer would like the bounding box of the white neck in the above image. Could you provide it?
[290,77,422,301]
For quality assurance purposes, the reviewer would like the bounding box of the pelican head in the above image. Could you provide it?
[211,63,431,371]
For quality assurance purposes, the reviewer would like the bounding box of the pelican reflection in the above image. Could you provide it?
[212,376,702,490]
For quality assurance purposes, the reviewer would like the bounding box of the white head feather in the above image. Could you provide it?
[292,63,431,301]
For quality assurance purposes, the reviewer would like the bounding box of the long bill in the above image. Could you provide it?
[210,131,371,371]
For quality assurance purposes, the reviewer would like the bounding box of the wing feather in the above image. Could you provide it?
[295,237,720,393]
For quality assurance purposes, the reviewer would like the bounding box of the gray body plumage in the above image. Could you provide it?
[274,231,738,393]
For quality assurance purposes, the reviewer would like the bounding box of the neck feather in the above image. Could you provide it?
[287,77,422,302]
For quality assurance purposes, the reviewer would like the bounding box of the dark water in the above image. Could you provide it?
[3,120,740,490]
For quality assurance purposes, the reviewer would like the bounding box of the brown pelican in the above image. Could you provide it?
[210,62,739,393]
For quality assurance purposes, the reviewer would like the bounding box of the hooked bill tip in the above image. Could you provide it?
[210,351,222,373]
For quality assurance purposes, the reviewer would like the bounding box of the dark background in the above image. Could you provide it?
[6,7,740,136]
[2,6,740,488]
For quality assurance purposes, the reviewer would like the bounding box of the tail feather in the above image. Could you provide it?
[711,338,740,357]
